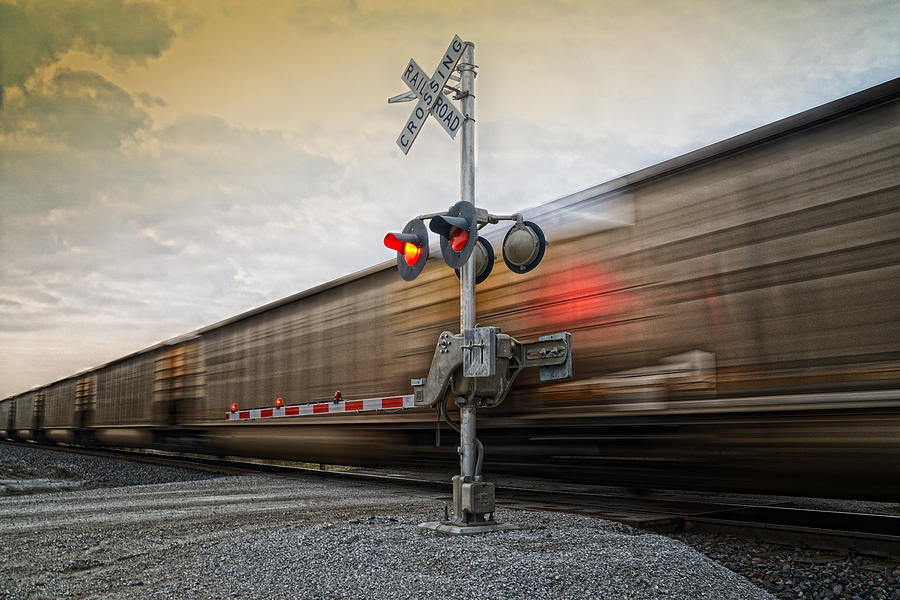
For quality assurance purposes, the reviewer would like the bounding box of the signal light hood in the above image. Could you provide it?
[430,200,478,269]
[384,218,430,281]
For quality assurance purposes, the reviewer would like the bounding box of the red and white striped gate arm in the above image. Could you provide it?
[225,395,415,421]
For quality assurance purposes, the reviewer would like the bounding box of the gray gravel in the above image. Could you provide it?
[0,442,774,599]
[8,444,897,600]
[671,531,900,600]
[0,443,218,495]
[356,466,900,599]
[151,513,773,600]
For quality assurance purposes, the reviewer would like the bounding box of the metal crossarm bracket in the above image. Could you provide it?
[518,339,568,366]
[413,331,464,407]
[413,329,572,408]
[536,332,573,381]
[387,91,417,104]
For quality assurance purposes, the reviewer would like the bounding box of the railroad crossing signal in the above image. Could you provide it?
[384,203,548,281]
[383,218,430,281]
[394,35,466,154]
[502,221,547,273]
[429,200,478,268]
[385,36,564,534]
[456,237,495,284]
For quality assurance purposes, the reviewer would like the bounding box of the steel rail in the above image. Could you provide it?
[4,439,898,557]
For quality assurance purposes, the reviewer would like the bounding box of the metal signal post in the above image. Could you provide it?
[386,35,570,534]
[457,41,478,487]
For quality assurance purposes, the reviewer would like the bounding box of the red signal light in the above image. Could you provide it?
[449,226,468,251]
[384,233,422,266]
[275,397,284,408]
[230,403,238,413]
[428,201,478,269]
[384,219,429,281]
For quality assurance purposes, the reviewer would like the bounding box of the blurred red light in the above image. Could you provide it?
[275,397,284,408]
[230,403,238,412]
[528,260,640,334]
[449,226,468,251]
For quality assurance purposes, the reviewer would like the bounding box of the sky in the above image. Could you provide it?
[1,0,899,398]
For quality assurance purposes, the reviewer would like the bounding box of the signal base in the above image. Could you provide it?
[419,476,523,535]
[418,521,522,536]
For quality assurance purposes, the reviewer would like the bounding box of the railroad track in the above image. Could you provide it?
[5,440,899,557]
[495,487,900,557]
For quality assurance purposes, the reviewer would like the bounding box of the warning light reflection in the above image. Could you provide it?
[402,243,421,265]
[449,226,468,251]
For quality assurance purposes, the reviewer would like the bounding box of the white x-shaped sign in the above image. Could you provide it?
[395,35,467,155]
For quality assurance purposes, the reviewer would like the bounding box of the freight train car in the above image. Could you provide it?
[42,377,77,444]
[203,77,900,499]
[12,390,40,441]
[90,352,158,449]
[0,398,13,439]
[4,78,899,500]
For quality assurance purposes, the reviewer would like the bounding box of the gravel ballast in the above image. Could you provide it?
[1,442,897,599]
[151,513,772,600]
[672,531,900,600]
[0,442,773,599]
[0,443,218,495]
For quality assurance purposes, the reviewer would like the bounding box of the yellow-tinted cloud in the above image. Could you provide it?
[0,68,148,150]
[0,0,175,97]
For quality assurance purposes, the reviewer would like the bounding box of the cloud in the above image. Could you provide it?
[289,0,446,35]
[0,0,175,96]
[0,110,352,393]
[0,0,183,151]
[0,110,348,338]
[136,91,167,108]
[0,68,149,150]
[476,118,669,215]
[2,0,899,399]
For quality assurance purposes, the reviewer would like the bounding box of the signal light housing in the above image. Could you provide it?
[455,236,495,284]
[384,218,429,281]
[230,403,238,413]
[430,200,478,269]
[502,221,547,274]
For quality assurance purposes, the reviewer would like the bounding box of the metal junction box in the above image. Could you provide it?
[460,480,495,515]
[463,327,497,378]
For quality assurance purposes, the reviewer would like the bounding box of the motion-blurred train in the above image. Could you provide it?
[3,79,899,500]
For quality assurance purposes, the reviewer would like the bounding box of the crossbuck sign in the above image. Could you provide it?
[395,35,466,154]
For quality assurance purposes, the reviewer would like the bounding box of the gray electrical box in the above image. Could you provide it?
[463,327,497,377]
[460,481,495,515]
